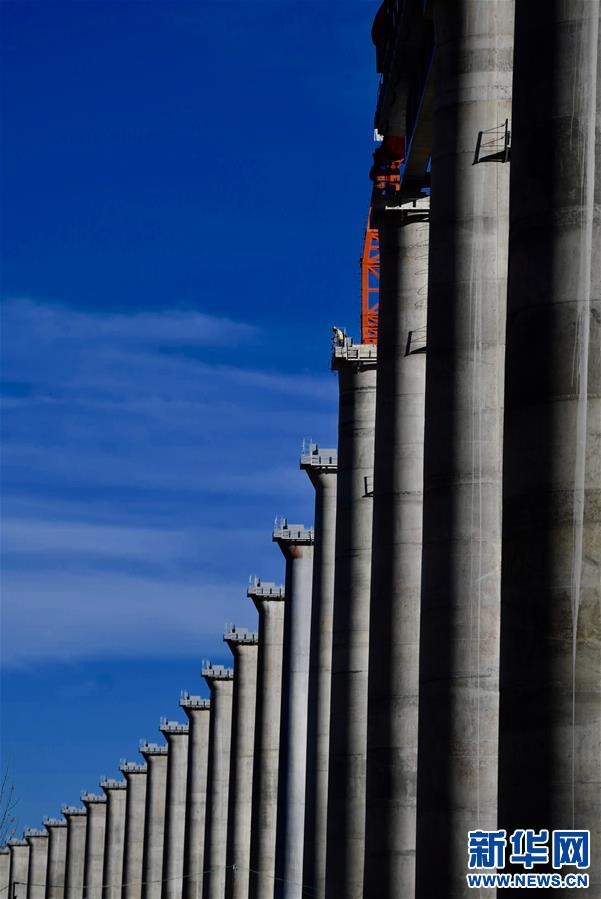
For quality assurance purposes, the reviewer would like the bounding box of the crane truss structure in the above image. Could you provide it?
[361,209,380,344]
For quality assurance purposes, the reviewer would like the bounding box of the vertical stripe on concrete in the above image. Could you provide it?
[325,340,377,899]
[180,696,210,899]
[82,795,107,899]
[140,745,168,899]
[300,446,337,899]
[160,723,189,899]
[202,666,234,899]
[273,523,314,899]
[247,581,285,899]
[498,1,601,894]
[364,199,429,899]
[44,820,67,899]
[63,808,87,899]
[100,780,127,899]
[120,763,147,899]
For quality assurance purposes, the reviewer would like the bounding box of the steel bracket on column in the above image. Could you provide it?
[473,119,511,164]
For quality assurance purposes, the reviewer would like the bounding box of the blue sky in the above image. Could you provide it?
[0,0,378,831]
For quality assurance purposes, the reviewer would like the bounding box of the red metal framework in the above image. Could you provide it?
[361,209,380,344]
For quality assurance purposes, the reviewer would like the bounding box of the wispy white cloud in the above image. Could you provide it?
[1,569,255,667]
[1,297,337,666]
[2,297,258,347]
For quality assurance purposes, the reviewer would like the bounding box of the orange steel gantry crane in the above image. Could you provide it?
[361,210,379,345]
[361,135,405,344]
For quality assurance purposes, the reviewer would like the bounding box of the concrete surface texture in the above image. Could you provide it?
[1,848,10,896]
[247,581,285,899]
[415,2,513,896]
[159,723,189,899]
[300,446,337,899]
[44,821,67,899]
[179,696,210,899]
[139,746,168,899]
[272,523,314,899]
[201,666,234,899]
[25,831,49,899]
[82,795,107,899]
[8,841,30,899]
[325,340,377,899]
[120,763,148,899]
[498,2,601,896]
[63,809,87,899]
[364,198,429,899]
[224,629,259,899]
[99,781,127,899]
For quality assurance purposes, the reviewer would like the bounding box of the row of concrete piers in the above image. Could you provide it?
[3,1,600,898]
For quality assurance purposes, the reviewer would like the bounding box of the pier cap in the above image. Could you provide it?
[247,577,285,601]
[100,778,127,792]
[300,441,337,472]
[159,718,189,736]
[223,625,259,646]
[179,691,210,711]
[272,518,314,545]
[139,742,168,757]
[43,819,66,828]
[24,829,47,840]
[201,663,234,684]
[331,335,377,370]
[7,839,28,847]
[61,806,86,817]
[119,760,147,774]
[81,792,106,805]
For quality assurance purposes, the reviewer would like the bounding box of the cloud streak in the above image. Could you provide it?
[1,298,337,666]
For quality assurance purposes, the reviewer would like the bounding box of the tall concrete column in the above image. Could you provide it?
[25,829,49,899]
[202,664,234,899]
[300,445,337,899]
[364,199,429,899]
[224,628,259,899]
[100,780,127,899]
[82,794,107,899]
[120,762,147,899]
[273,521,314,899]
[139,744,168,899]
[8,839,30,899]
[179,695,210,899]
[498,2,601,894]
[1,848,10,895]
[325,338,377,899]
[159,722,189,899]
[63,807,87,899]
[247,579,286,899]
[44,820,67,899]
[414,3,513,896]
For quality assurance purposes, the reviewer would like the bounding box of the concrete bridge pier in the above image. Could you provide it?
[159,722,189,899]
[81,794,107,899]
[364,199,429,899]
[224,627,259,899]
[63,808,87,899]
[300,445,337,899]
[44,820,67,899]
[119,762,148,899]
[273,522,314,899]
[179,695,210,899]
[247,579,285,899]
[25,830,49,899]
[202,664,234,899]
[100,779,127,899]
[8,839,30,899]
[139,744,169,899]
[325,338,377,899]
